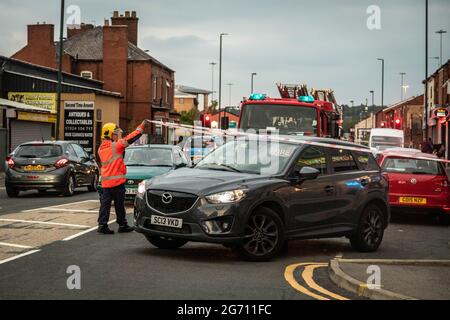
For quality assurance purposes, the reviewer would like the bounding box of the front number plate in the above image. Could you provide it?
[126,188,138,195]
[151,215,183,229]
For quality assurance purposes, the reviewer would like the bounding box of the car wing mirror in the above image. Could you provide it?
[297,166,320,181]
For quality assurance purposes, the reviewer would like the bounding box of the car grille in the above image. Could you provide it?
[146,190,198,214]
[144,221,192,234]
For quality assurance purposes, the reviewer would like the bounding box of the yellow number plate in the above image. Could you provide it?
[399,197,427,205]
[23,165,46,171]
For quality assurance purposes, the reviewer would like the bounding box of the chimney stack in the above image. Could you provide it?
[67,23,94,39]
[110,10,139,46]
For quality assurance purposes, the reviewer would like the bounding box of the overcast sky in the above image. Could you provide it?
[1,0,449,109]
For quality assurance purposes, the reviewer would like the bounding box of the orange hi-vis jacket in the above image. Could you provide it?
[98,124,145,188]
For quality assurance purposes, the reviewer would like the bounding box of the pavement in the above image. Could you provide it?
[0,187,449,300]
[329,259,450,300]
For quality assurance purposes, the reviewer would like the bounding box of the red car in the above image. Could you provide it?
[377,150,450,217]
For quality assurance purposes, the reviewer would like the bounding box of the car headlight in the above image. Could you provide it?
[137,181,147,196]
[205,189,247,204]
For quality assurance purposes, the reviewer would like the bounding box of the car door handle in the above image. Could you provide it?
[324,185,334,193]
[360,178,370,186]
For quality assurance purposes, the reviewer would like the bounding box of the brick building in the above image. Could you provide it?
[424,59,450,159]
[11,10,177,143]
[375,95,424,149]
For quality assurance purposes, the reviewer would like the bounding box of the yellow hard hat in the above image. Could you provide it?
[101,123,122,139]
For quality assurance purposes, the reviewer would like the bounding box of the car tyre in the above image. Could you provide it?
[349,203,385,252]
[62,174,75,197]
[145,235,188,249]
[6,186,19,198]
[237,207,285,262]
[88,172,98,192]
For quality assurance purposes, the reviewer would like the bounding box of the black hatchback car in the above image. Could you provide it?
[134,136,390,261]
[5,141,98,197]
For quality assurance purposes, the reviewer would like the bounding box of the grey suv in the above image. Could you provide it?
[134,136,390,261]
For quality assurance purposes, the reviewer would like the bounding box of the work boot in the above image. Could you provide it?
[118,224,134,233]
[98,225,115,235]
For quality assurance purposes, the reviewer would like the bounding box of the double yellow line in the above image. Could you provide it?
[284,262,349,300]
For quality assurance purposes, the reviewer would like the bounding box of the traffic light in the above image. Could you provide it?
[201,114,211,128]
[394,118,401,129]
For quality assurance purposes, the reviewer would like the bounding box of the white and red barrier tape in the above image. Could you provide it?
[148,120,450,164]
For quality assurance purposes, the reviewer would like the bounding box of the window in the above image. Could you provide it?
[329,148,359,173]
[295,146,327,175]
[16,144,62,158]
[66,144,78,158]
[240,104,318,135]
[152,76,157,100]
[72,144,88,159]
[353,151,379,171]
[382,157,443,175]
[80,71,93,79]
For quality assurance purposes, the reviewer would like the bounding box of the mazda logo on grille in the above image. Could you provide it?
[161,192,173,204]
[127,180,135,185]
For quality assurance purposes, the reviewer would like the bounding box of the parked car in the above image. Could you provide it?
[180,135,224,164]
[134,136,390,261]
[98,145,190,201]
[377,149,450,217]
[4,141,98,197]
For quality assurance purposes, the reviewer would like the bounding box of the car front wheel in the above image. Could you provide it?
[88,172,98,192]
[237,207,285,261]
[145,235,188,249]
[349,203,385,252]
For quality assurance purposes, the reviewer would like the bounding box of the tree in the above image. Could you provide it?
[180,108,199,125]
[205,100,218,114]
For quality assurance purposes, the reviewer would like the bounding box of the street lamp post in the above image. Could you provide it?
[400,72,406,101]
[370,90,375,128]
[56,0,65,140]
[209,62,217,106]
[218,33,228,129]
[251,73,257,94]
[377,58,385,110]
[350,100,354,108]
[436,29,447,67]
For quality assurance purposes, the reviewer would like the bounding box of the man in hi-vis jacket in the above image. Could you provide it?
[97,120,149,234]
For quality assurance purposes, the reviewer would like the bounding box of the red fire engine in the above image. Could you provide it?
[238,84,342,138]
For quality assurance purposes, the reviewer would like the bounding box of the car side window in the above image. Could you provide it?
[72,144,87,159]
[178,149,189,164]
[66,144,78,158]
[173,149,183,165]
[329,148,359,173]
[353,151,380,171]
[295,146,327,175]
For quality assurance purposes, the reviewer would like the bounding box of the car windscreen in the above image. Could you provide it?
[15,144,63,158]
[124,148,173,167]
[371,136,403,149]
[240,104,318,135]
[196,139,298,175]
[382,157,443,175]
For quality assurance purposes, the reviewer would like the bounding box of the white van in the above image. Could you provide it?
[369,128,404,152]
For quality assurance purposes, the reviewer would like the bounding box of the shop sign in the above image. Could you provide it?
[64,101,94,153]
[17,111,56,123]
[8,92,57,114]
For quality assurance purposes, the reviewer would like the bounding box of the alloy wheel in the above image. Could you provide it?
[362,208,383,247]
[243,214,279,256]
